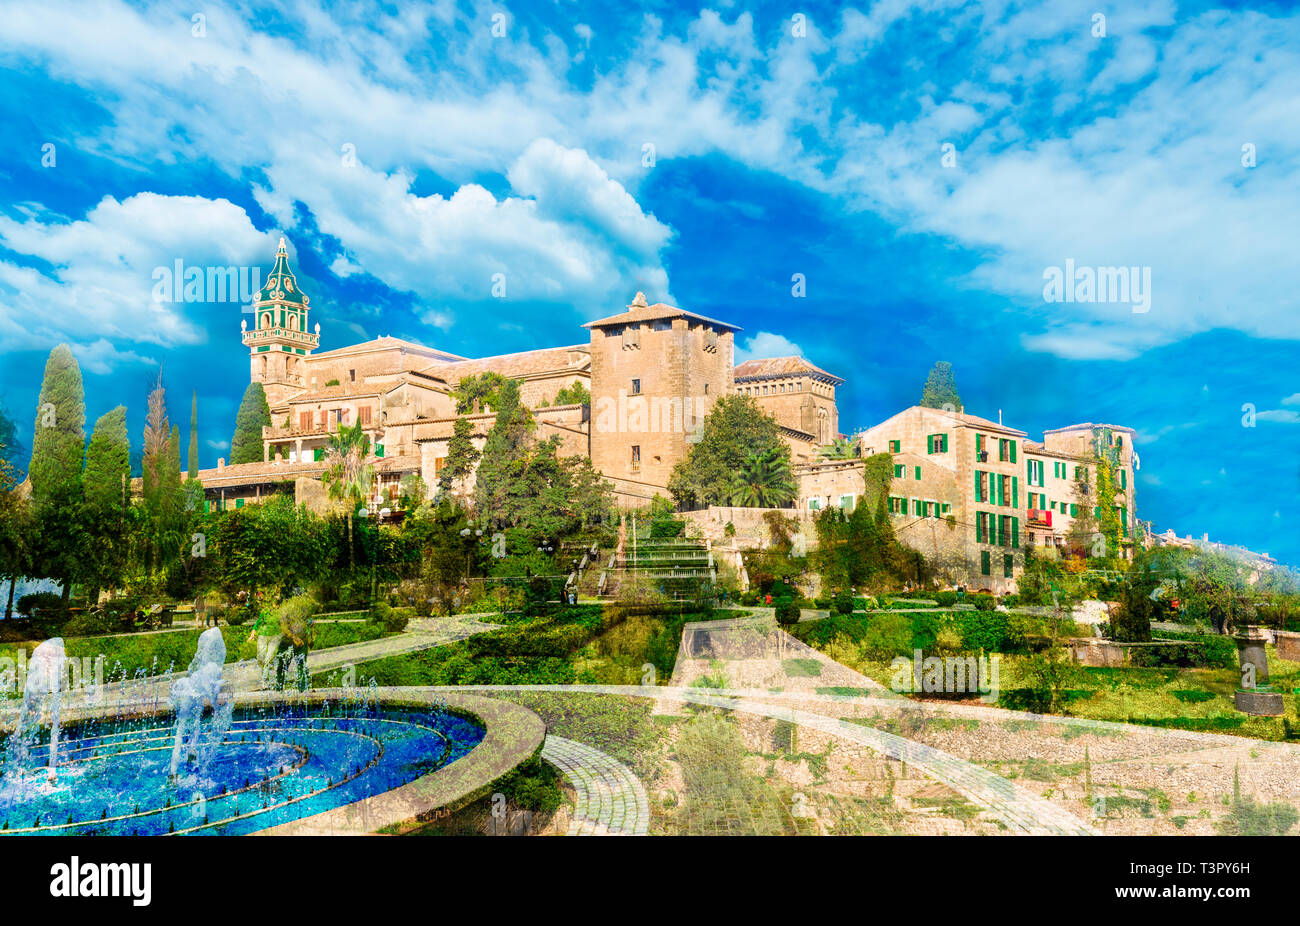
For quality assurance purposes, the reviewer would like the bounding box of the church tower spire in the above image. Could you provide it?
[242,236,319,408]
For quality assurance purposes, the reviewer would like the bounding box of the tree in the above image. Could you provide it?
[230,382,271,464]
[398,472,428,510]
[553,381,591,407]
[441,415,480,500]
[82,406,131,602]
[184,391,205,514]
[473,379,534,527]
[187,390,200,477]
[209,495,331,599]
[451,371,509,414]
[668,394,790,508]
[28,344,86,611]
[920,361,961,410]
[321,419,373,569]
[818,435,861,461]
[0,406,32,618]
[727,447,796,507]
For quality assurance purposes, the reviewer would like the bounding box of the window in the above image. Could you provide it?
[1004,554,1014,578]
[631,378,641,395]
[808,498,821,511]
[359,405,371,425]
[348,369,356,382]
[631,445,641,465]
[975,434,987,461]
[914,465,922,480]
[1027,459,1044,486]
[1069,503,1079,517]
[927,433,948,453]
[704,383,709,395]
[999,438,1017,463]
[299,411,312,430]
[375,443,384,458]
[888,440,901,453]
[893,464,904,478]
[981,550,991,576]
[235,498,244,509]
[976,511,987,542]
[975,471,986,503]
[839,495,854,510]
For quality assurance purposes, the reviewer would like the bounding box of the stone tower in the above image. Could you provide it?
[241,237,319,408]
[584,292,738,499]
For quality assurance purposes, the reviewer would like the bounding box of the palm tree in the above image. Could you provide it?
[321,420,373,569]
[727,448,796,508]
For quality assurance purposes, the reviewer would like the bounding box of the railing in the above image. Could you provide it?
[242,328,320,348]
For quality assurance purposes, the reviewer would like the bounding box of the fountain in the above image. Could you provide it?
[12,638,67,784]
[168,628,231,783]
[0,632,502,835]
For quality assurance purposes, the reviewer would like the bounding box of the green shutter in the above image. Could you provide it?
[1004,554,1013,578]
[914,465,921,480]
[974,471,981,502]
[1011,517,1019,548]
[981,551,991,576]
[1010,441,1017,463]
[1012,476,1018,508]
[1070,503,1078,517]
[376,443,385,458]
[927,435,934,453]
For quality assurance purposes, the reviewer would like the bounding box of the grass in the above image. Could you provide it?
[793,615,1300,742]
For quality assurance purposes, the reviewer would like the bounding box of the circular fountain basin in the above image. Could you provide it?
[0,689,546,836]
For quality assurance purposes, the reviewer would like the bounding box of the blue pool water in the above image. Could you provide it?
[0,705,485,835]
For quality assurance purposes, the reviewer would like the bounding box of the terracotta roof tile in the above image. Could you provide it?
[734,356,844,385]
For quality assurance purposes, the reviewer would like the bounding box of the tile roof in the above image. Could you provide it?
[583,293,741,332]
[421,345,589,382]
[311,336,467,363]
[734,356,844,385]
[1043,422,1137,434]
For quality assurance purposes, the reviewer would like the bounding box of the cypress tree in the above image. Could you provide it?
[188,390,200,477]
[230,382,271,464]
[28,345,86,609]
[472,379,532,527]
[442,416,480,500]
[82,406,130,599]
[920,361,961,410]
[29,345,85,505]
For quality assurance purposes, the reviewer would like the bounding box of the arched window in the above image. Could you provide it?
[261,312,271,330]
[288,314,299,331]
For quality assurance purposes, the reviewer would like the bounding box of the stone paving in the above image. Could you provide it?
[541,735,650,836]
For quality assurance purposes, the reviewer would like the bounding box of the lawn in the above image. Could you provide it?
[790,610,1300,741]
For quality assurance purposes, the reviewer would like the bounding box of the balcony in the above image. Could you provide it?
[1028,508,1052,527]
[242,328,320,350]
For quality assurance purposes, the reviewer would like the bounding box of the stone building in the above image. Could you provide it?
[201,240,1140,595]
[200,240,847,512]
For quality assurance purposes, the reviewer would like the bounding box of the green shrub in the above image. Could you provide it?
[957,609,1009,652]
[17,592,62,617]
[859,612,913,660]
[62,611,113,637]
[934,591,958,608]
[832,591,854,615]
[970,592,996,612]
[740,591,759,606]
[774,599,801,626]
[368,601,411,633]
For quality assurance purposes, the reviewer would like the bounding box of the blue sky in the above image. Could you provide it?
[0,0,1297,561]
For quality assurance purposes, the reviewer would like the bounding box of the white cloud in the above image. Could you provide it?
[1258,409,1300,424]
[0,193,275,352]
[735,331,804,365]
[69,338,156,375]
[1,0,1298,361]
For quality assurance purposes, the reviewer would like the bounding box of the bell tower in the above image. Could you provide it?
[241,236,319,408]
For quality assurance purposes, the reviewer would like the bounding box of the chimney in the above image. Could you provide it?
[998,409,1003,425]
[218,458,225,470]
